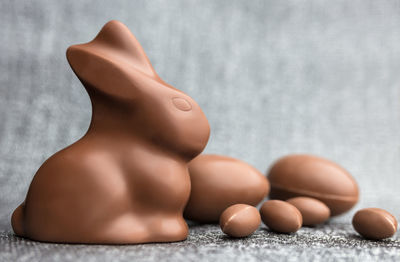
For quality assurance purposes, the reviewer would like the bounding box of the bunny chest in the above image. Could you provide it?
[120,150,191,211]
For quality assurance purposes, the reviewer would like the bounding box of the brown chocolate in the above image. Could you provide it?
[352,208,398,240]
[219,204,261,238]
[11,20,210,244]
[286,197,330,226]
[267,154,359,216]
[184,154,270,223]
[260,200,302,234]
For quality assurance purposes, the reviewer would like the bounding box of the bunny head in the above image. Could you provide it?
[66,20,210,159]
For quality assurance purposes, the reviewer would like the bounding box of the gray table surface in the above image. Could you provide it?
[1,220,400,262]
[2,0,400,261]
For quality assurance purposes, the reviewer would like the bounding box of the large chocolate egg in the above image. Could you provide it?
[267,154,359,216]
[184,154,270,223]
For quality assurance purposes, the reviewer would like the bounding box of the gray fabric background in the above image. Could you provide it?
[1,0,400,261]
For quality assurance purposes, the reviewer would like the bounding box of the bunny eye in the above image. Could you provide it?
[172,97,192,111]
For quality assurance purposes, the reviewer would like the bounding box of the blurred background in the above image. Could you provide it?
[1,0,400,230]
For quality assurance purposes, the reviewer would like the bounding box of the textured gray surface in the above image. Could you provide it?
[1,0,400,261]
[1,223,400,262]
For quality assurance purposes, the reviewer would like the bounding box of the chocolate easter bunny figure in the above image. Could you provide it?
[11,20,210,244]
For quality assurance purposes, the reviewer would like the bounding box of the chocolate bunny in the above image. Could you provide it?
[11,20,210,244]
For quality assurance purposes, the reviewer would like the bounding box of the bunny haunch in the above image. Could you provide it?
[11,20,210,244]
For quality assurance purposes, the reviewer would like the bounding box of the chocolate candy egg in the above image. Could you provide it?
[352,208,398,240]
[286,197,330,226]
[268,154,359,216]
[184,154,270,223]
[260,200,302,233]
[219,204,261,238]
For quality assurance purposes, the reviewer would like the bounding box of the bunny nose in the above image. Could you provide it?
[172,97,192,111]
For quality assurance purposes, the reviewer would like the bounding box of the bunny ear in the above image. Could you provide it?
[91,20,158,79]
[67,20,160,99]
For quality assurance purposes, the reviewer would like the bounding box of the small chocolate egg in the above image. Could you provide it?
[260,200,302,233]
[286,197,330,226]
[184,154,270,223]
[352,208,398,240]
[219,204,261,238]
[268,154,359,216]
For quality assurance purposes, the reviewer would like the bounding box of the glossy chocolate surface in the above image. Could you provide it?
[268,154,359,216]
[352,208,398,240]
[287,197,330,226]
[11,20,210,244]
[260,200,302,234]
[219,204,261,238]
[184,154,270,223]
